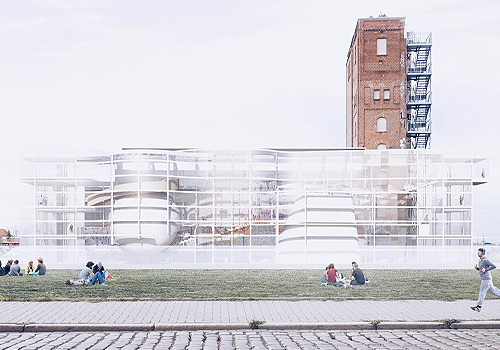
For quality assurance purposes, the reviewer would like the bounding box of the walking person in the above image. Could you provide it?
[471,247,500,312]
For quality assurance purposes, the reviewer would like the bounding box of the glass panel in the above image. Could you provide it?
[251,236,276,246]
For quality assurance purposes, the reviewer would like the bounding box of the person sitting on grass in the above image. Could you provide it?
[92,261,105,276]
[349,262,365,285]
[324,263,344,286]
[34,257,46,275]
[320,266,328,285]
[9,260,23,276]
[3,260,13,275]
[26,260,34,274]
[66,261,105,286]
[326,263,338,285]
[348,261,355,277]
[79,261,94,283]
[75,261,106,286]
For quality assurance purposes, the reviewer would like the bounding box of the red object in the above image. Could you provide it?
[327,268,337,283]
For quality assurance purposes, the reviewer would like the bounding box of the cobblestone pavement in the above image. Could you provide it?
[0,300,499,325]
[0,330,499,349]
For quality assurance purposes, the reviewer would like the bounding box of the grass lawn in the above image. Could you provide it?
[0,269,494,301]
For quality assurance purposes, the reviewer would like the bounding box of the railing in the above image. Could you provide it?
[407,91,432,103]
[407,119,431,132]
[407,62,432,74]
[407,32,432,45]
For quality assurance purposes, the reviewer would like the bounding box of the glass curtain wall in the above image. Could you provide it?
[19,149,485,261]
[19,150,113,247]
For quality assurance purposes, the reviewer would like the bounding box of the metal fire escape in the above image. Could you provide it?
[406,32,432,149]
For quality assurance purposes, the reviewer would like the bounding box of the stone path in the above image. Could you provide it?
[0,300,499,326]
[1,330,500,349]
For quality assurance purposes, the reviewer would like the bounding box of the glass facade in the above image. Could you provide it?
[18,148,489,266]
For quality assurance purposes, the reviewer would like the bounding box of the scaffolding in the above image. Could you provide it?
[406,32,432,149]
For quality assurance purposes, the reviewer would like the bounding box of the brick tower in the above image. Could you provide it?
[346,16,407,150]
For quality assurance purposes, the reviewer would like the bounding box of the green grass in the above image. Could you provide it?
[0,269,494,301]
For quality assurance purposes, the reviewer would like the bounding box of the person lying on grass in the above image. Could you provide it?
[65,261,107,286]
[66,279,84,286]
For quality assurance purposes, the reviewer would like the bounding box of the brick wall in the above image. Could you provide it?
[346,17,407,149]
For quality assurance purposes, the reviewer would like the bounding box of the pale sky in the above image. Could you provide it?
[1,0,499,241]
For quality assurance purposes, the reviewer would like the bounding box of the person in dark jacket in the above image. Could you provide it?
[349,262,365,285]
[0,260,4,276]
[92,261,105,275]
[3,260,13,275]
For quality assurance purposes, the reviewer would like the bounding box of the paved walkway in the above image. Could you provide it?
[1,300,500,330]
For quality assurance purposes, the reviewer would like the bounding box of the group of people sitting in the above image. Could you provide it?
[66,261,108,286]
[0,258,46,276]
[321,261,367,286]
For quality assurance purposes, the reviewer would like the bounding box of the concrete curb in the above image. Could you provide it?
[23,324,154,332]
[375,322,446,330]
[155,323,248,331]
[451,321,500,329]
[5,321,500,332]
[0,324,24,332]
[261,322,374,331]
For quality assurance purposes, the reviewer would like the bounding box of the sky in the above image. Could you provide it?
[0,0,499,241]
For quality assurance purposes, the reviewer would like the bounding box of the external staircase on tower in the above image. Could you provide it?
[406,32,432,149]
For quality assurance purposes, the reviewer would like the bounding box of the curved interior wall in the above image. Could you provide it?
[277,193,360,264]
[16,149,484,266]
[113,196,180,246]
[87,180,180,246]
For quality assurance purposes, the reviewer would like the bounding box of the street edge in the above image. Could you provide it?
[0,321,500,332]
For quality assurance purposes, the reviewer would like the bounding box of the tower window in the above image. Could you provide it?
[373,90,380,101]
[383,89,390,100]
[377,144,387,150]
[377,117,387,132]
[377,39,387,56]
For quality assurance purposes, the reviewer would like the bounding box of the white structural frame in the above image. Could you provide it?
[17,148,489,266]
